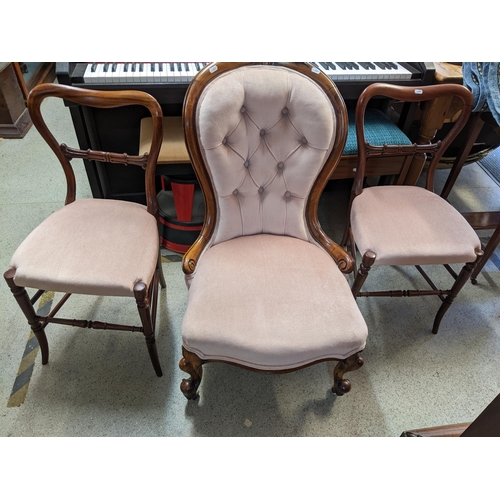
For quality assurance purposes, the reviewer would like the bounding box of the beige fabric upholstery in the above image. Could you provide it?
[10,199,159,297]
[195,65,336,245]
[182,234,367,370]
[351,186,482,266]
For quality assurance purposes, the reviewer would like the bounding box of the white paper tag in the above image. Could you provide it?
[414,89,423,94]
[210,65,218,73]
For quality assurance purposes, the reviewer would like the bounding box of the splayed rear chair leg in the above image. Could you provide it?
[134,281,163,377]
[432,251,483,334]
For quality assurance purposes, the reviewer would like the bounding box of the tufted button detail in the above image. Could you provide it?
[260,129,266,137]
[241,106,246,113]
[244,160,250,168]
[301,137,308,145]
[285,191,292,198]
[277,162,284,170]
[222,137,228,145]
[233,189,238,196]
[258,187,264,194]
[281,107,289,115]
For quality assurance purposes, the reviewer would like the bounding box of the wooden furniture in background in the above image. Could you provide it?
[0,62,55,138]
[140,116,204,252]
[403,63,467,185]
[401,393,500,436]
[435,74,500,285]
[404,62,500,284]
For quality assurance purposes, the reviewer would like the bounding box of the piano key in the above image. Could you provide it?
[185,63,197,82]
[80,62,258,85]
[83,62,99,83]
[312,62,412,81]
[156,62,169,83]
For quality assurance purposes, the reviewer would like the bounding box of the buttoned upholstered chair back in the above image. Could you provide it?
[182,62,349,279]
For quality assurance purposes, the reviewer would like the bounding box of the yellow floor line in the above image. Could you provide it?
[7,291,55,408]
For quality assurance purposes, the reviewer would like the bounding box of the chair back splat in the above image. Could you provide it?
[346,82,483,335]
[179,63,369,400]
[4,83,166,377]
[353,83,474,197]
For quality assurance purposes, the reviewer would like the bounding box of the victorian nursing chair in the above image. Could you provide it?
[178,62,368,400]
[344,82,483,334]
[4,83,166,376]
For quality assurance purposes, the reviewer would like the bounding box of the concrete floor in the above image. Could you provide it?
[0,95,499,440]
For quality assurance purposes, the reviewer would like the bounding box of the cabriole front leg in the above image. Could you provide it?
[332,352,364,396]
[179,347,203,400]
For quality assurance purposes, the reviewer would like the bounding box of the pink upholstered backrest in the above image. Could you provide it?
[195,65,337,245]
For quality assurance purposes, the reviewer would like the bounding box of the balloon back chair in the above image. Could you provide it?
[4,83,166,377]
[179,62,368,400]
[344,82,483,334]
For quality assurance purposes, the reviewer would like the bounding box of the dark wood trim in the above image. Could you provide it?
[352,82,473,196]
[28,83,163,215]
[182,62,354,275]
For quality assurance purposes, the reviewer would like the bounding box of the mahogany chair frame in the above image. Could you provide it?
[4,83,166,376]
[343,82,483,334]
[179,62,364,399]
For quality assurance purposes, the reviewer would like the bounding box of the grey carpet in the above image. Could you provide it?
[479,146,500,186]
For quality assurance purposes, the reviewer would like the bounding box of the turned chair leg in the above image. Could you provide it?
[332,352,364,396]
[351,251,376,298]
[432,251,483,334]
[4,268,49,365]
[179,347,203,400]
[471,224,500,284]
[157,249,166,290]
[134,281,163,377]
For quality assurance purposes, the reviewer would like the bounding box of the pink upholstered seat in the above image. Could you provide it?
[178,63,367,400]
[182,234,367,371]
[10,199,159,297]
[351,186,481,266]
